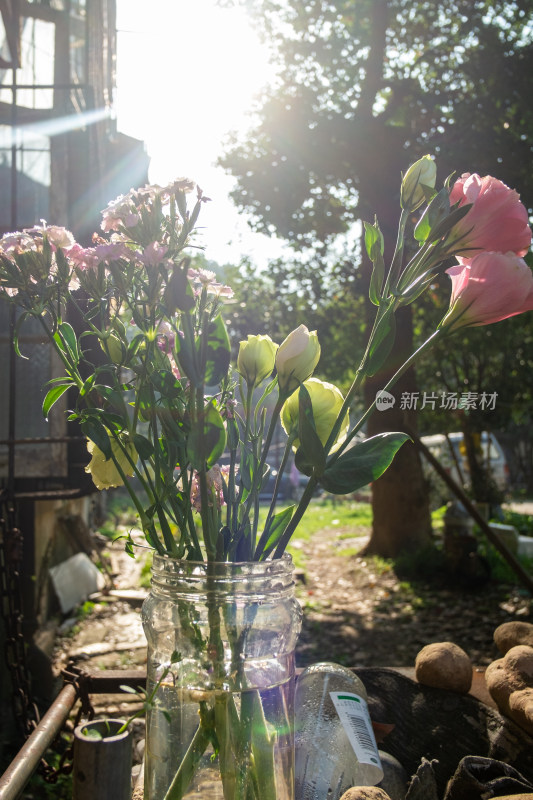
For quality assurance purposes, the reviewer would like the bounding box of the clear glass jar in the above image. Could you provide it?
[142,554,302,800]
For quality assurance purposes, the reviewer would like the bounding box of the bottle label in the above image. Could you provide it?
[330,692,382,769]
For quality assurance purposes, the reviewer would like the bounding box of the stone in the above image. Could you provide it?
[414,642,472,693]
[485,645,533,715]
[485,657,525,715]
[504,645,533,682]
[508,688,533,735]
[494,621,533,654]
[340,788,392,800]
[378,751,409,800]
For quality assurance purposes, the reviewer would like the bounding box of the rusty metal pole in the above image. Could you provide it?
[412,429,533,595]
[0,683,78,800]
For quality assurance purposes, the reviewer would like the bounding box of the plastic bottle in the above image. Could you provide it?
[295,662,383,800]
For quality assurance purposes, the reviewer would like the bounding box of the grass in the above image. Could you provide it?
[257,497,373,570]
[97,491,533,590]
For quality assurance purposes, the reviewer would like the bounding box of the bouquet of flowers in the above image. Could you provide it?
[1,158,531,799]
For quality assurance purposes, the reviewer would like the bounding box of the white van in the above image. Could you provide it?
[420,431,509,500]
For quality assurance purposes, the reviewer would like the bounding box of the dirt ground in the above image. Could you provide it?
[51,516,532,682]
[292,525,531,669]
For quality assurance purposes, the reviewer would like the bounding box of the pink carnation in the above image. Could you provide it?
[449,173,531,257]
[66,244,100,271]
[139,241,169,267]
[440,252,533,330]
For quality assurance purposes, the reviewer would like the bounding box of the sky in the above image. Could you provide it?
[115,0,287,267]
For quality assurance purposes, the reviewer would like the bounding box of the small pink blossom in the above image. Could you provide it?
[189,465,230,512]
[161,178,196,203]
[44,225,75,249]
[0,231,37,254]
[449,173,532,257]
[100,194,140,232]
[94,242,131,262]
[156,321,176,355]
[440,252,533,330]
[187,267,234,298]
[139,241,169,267]
[66,244,100,271]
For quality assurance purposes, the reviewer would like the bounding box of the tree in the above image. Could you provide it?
[219,0,533,555]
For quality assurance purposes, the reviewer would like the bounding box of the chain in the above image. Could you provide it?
[0,491,40,739]
[0,493,96,782]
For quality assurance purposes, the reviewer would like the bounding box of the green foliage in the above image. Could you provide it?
[220,1,533,246]
[477,537,533,585]
[499,509,533,536]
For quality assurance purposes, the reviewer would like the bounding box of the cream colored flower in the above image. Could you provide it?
[281,377,349,453]
[85,436,137,490]
[275,325,320,395]
[237,334,278,388]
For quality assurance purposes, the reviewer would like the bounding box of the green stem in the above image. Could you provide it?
[382,207,409,297]
[275,329,444,558]
[162,719,211,800]
[330,328,444,465]
[254,435,295,560]
[273,475,318,559]
[239,396,285,537]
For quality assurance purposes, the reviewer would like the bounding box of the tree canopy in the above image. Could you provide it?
[220,0,533,249]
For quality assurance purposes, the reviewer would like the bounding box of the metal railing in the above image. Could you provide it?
[0,668,147,800]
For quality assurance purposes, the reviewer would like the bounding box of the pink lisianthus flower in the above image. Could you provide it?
[448,173,531,256]
[440,252,533,331]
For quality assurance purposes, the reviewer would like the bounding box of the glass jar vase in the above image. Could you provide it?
[142,554,302,800]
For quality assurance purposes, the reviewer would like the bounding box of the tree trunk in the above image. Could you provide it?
[362,310,433,557]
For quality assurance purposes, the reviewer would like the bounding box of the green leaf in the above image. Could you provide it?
[366,312,396,377]
[81,728,103,741]
[164,263,195,313]
[175,322,200,385]
[320,432,411,494]
[297,383,326,475]
[12,311,33,359]
[294,446,314,477]
[365,221,385,306]
[226,416,240,450]
[364,220,384,261]
[42,383,72,419]
[187,400,227,469]
[150,369,184,400]
[427,202,472,244]
[240,444,255,491]
[55,322,79,366]
[414,186,450,243]
[203,314,231,386]
[80,374,96,397]
[119,685,138,695]
[132,433,154,459]
[258,505,295,560]
[80,417,112,459]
